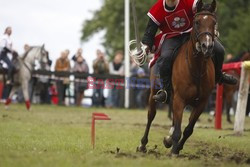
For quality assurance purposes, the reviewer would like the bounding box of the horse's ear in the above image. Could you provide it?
[41,44,45,50]
[196,0,203,12]
[210,0,217,13]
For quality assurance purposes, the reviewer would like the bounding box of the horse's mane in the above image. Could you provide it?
[21,46,40,60]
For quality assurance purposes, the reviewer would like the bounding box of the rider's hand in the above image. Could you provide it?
[141,43,150,55]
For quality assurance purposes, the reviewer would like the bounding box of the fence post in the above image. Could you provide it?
[215,84,223,129]
[234,63,250,135]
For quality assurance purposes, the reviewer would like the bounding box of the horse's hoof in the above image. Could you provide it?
[170,152,179,157]
[136,145,147,153]
[171,149,180,156]
[163,136,172,148]
[227,119,233,124]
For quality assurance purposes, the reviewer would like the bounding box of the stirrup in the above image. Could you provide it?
[155,89,168,103]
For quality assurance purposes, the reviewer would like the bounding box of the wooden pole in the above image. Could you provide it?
[234,63,250,135]
[215,84,223,129]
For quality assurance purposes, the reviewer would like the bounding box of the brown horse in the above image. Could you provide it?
[223,51,250,123]
[137,0,217,155]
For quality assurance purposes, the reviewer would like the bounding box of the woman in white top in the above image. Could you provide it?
[0,27,14,84]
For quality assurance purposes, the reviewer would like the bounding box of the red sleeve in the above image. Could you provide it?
[147,0,165,26]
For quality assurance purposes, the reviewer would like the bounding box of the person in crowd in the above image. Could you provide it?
[55,50,71,105]
[71,48,81,62]
[106,51,124,108]
[92,49,109,107]
[0,27,14,85]
[39,51,52,104]
[135,67,147,109]
[72,48,89,106]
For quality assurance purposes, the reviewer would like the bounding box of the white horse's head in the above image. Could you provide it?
[23,44,49,69]
[35,44,48,65]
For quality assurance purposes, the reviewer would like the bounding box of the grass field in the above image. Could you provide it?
[0,104,250,167]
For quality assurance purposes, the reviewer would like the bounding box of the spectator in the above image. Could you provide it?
[71,48,81,62]
[55,50,71,105]
[92,49,109,107]
[38,51,52,104]
[225,53,233,63]
[72,48,89,106]
[106,51,124,108]
[135,68,148,109]
[129,60,139,108]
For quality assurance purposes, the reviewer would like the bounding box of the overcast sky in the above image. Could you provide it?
[0,0,104,72]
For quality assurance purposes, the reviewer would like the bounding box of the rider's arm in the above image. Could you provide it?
[141,18,158,51]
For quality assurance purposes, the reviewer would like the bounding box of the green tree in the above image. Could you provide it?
[217,0,250,55]
[81,0,155,58]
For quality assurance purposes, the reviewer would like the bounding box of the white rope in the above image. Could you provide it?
[129,40,148,66]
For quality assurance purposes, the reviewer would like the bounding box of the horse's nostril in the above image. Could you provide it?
[208,44,213,50]
[201,43,207,49]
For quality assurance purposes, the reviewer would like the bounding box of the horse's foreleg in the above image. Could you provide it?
[171,96,185,155]
[21,81,30,110]
[5,86,17,109]
[137,88,157,153]
[177,100,207,152]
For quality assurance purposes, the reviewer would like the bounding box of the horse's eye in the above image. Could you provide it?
[195,21,200,28]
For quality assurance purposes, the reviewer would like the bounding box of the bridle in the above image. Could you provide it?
[193,12,217,44]
[185,11,217,103]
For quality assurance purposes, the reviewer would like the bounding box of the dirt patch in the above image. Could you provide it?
[105,141,250,166]
[190,140,250,166]
[2,114,8,118]
[105,147,138,159]
[133,123,170,129]
[105,146,166,159]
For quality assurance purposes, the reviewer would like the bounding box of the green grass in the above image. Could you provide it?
[0,104,250,167]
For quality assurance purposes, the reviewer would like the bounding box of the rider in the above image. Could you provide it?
[141,0,237,103]
[0,27,14,85]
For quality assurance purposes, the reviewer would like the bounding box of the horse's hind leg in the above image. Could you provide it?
[163,98,174,148]
[171,96,185,155]
[137,87,157,153]
[177,100,208,152]
[225,95,233,124]
[21,80,31,110]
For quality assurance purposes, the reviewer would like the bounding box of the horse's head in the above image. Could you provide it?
[193,0,217,56]
[36,44,49,65]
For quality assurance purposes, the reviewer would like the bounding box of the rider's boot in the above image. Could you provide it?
[213,55,237,85]
[153,76,171,103]
[216,71,238,85]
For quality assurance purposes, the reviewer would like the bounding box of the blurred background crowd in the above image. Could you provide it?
[0,27,151,109]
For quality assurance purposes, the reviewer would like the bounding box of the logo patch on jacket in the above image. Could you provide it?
[165,9,190,32]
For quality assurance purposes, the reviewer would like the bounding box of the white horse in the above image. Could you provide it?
[5,45,48,110]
